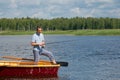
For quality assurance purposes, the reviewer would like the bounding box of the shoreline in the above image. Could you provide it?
[0,29,120,36]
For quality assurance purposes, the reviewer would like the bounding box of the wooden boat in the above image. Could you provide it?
[0,60,60,78]
[0,77,59,80]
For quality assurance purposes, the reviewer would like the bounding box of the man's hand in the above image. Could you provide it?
[39,42,45,48]
[42,45,45,48]
[31,42,45,46]
[39,42,45,46]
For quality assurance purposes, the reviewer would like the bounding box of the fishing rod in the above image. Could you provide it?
[46,39,77,44]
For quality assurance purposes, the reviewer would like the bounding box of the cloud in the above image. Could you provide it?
[9,0,17,8]
[70,7,96,17]
[0,12,3,16]
[31,10,51,19]
[0,0,119,18]
[16,0,41,6]
[109,8,120,17]
[70,8,82,17]
[85,0,113,5]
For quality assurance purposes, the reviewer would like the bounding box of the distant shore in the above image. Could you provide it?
[0,29,120,36]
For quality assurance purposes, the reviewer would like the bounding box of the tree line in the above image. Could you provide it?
[0,17,120,31]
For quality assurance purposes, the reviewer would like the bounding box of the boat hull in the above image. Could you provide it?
[0,61,60,78]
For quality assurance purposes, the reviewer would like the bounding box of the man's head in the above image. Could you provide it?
[36,26,42,33]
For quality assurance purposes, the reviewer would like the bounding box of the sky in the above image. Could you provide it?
[0,0,120,19]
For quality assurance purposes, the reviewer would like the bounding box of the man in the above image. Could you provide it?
[31,26,56,64]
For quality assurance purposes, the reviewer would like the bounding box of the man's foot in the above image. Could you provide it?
[52,60,56,64]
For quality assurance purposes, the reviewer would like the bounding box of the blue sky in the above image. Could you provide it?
[0,0,120,19]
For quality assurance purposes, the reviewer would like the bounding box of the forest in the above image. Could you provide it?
[0,17,120,31]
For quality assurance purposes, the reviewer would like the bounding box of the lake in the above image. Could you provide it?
[0,35,120,80]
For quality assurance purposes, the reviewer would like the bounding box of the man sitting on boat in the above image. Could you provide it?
[31,26,56,64]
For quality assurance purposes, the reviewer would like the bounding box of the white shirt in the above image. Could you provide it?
[32,33,45,51]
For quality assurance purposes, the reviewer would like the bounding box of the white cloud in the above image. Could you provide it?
[109,8,120,17]
[0,0,119,18]
[31,10,51,19]
[13,11,22,17]
[85,0,113,4]
[9,0,17,8]
[47,0,76,5]
[70,8,81,15]
[85,0,114,8]
[0,12,3,16]
[17,0,41,6]
[32,12,44,18]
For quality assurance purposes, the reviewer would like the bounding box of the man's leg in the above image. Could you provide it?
[33,50,40,64]
[41,49,56,64]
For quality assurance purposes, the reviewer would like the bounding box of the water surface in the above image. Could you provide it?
[0,35,120,80]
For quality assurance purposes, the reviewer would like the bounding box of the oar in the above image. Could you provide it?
[2,56,68,67]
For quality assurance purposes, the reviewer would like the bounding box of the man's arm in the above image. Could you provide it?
[31,42,45,46]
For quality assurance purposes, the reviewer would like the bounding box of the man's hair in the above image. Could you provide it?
[36,26,42,31]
